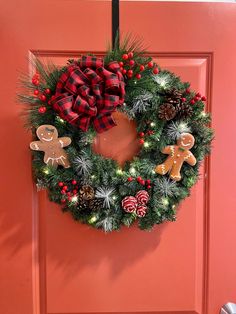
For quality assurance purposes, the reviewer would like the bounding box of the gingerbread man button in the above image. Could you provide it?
[30,125,71,168]
[155,133,197,181]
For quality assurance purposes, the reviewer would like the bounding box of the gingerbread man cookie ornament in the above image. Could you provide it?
[30,125,71,168]
[155,133,196,181]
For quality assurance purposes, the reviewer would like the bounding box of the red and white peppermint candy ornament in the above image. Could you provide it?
[122,196,138,213]
[136,204,148,217]
[136,190,149,205]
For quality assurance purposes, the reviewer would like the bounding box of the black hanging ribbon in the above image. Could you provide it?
[112,0,119,49]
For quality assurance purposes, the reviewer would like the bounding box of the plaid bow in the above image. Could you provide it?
[50,56,125,133]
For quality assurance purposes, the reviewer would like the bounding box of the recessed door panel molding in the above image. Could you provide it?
[31,50,212,314]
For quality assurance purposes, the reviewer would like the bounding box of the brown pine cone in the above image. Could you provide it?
[158,103,177,121]
[89,198,104,211]
[77,200,88,211]
[164,89,182,105]
[79,185,95,201]
[176,103,193,119]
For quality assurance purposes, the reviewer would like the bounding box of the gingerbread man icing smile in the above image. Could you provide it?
[155,133,197,181]
[30,125,71,168]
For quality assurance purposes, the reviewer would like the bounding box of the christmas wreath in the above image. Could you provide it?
[19,39,213,232]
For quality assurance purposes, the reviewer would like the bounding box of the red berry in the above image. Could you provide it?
[127,69,133,76]
[72,180,77,185]
[40,94,46,101]
[190,99,195,105]
[129,60,135,66]
[67,192,71,196]
[153,67,159,75]
[128,52,134,58]
[139,139,145,145]
[32,79,39,86]
[147,130,154,135]
[181,97,186,102]
[139,132,145,137]
[61,199,66,203]
[34,90,39,96]
[137,176,142,182]
[38,106,46,114]
[196,92,201,97]
[122,54,129,60]
[136,73,141,79]
[58,182,64,187]
[139,65,145,71]
[119,61,124,67]
[68,197,72,202]
[63,185,68,191]
[140,180,145,186]
[146,179,151,185]
[127,177,133,182]
[120,67,124,72]
[201,96,207,101]
[148,61,153,68]
[186,88,191,94]
[194,96,200,102]
[147,185,152,189]
[122,69,127,75]
[61,190,66,195]
[45,88,51,94]
[73,189,77,194]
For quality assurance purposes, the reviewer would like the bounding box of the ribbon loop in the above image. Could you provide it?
[51,56,125,133]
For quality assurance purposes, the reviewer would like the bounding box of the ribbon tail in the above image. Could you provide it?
[93,114,117,133]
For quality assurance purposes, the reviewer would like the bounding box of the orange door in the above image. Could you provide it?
[1,1,236,314]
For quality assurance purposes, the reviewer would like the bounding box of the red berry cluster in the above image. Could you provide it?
[58,180,78,203]
[185,88,207,105]
[32,72,52,114]
[127,176,152,189]
[138,130,154,145]
[119,52,159,80]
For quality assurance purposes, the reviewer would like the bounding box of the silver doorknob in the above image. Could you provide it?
[221,303,236,314]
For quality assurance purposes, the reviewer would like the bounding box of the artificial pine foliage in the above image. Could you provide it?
[18,36,214,232]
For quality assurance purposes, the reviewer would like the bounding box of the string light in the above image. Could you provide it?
[200,111,206,117]
[43,167,50,174]
[150,122,155,127]
[116,169,123,175]
[112,195,117,200]
[91,175,96,179]
[152,169,156,174]
[162,198,169,206]
[129,167,136,174]
[71,196,78,203]
[88,215,98,224]
[144,141,150,148]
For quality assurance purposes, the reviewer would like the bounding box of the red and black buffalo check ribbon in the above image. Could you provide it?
[50,56,125,133]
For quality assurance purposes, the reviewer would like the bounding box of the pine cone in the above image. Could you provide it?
[89,198,104,211]
[176,103,193,119]
[158,103,177,121]
[79,185,95,200]
[164,89,182,106]
[77,200,88,211]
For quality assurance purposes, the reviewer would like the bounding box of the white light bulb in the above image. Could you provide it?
[112,196,117,200]
[150,122,155,127]
[129,167,136,174]
[201,111,206,117]
[162,198,169,206]
[144,142,150,148]
[43,168,49,174]
[116,169,123,175]
[89,215,98,224]
[71,196,78,203]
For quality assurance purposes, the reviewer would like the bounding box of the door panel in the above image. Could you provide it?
[1,2,236,314]
[31,52,208,314]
